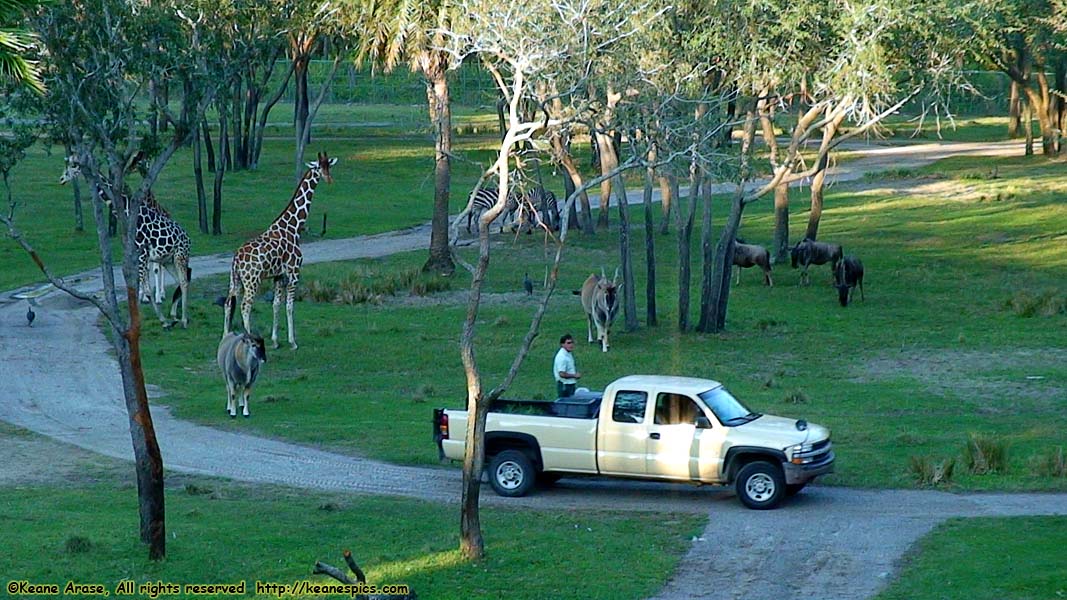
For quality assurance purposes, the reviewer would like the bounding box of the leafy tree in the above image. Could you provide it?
[351,0,457,276]
[3,0,219,560]
[0,0,44,94]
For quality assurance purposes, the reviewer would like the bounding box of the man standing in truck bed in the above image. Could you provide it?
[553,334,582,398]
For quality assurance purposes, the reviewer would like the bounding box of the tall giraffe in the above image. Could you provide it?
[59,156,192,328]
[223,151,337,349]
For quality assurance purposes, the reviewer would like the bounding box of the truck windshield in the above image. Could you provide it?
[699,387,760,426]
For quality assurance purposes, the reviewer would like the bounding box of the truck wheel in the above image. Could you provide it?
[488,450,536,497]
[735,461,785,510]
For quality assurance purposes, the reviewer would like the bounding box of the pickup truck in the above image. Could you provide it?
[434,375,834,509]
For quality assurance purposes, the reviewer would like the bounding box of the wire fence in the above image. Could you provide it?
[285,62,1014,121]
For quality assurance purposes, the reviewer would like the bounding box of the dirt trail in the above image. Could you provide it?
[1,140,1063,600]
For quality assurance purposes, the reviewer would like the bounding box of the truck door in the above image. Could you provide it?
[596,390,649,476]
[646,393,727,481]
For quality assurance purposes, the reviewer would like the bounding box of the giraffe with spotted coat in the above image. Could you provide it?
[59,155,191,328]
[223,151,337,349]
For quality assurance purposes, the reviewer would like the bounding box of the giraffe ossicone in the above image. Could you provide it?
[223,151,338,350]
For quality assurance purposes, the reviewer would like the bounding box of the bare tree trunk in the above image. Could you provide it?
[232,80,246,171]
[595,130,617,230]
[295,57,341,183]
[677,155,700,332]
[252,62,293,169]
[194,122,208,234]
[760,97,790,264]
[657,173,673,235]
[64,143,84,232]
[202,118,216,173]
[212,110,228,236]
[1008,80,1022,138]
[422,61,456,276]
[805,111,845,241]
[1024,97,1034,156]
[643,150,658,327]
[696,174,715,332]
[613,169,638,332]
[551,134,594,234]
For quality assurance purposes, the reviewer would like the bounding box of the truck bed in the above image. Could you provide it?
[488,391,603,419]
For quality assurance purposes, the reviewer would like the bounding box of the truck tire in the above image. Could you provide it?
[488,450,536,497]
[735,461,785,510]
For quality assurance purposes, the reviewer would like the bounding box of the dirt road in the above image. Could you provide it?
[1,140,1063,600]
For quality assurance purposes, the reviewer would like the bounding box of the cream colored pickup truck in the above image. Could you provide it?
[434,375,834,509]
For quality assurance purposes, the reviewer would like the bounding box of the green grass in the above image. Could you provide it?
[0,478,701,599]
[877,516,1067,600]
[122,151,1067,493]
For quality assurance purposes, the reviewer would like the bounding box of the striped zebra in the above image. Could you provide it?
[465,186,559,234]
[466,187,521,233]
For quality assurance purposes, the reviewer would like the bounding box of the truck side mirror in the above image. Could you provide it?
[695,415,712,429]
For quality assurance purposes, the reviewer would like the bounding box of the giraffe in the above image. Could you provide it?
[223,151,337,350]
[59,156,192,328]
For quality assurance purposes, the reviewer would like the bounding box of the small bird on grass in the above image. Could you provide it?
[26,300,36,327]
[523,272,534,296]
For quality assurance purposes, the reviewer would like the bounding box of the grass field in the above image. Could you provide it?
[3,115,1066,598]
[116,149,1067,493]
[0,472,702,599]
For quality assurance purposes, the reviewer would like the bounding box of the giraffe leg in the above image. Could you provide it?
[167,260,189,328]
[271,278,284,349]
[141,257,170,328]
[241,282,256,336]
[286,280,298,350]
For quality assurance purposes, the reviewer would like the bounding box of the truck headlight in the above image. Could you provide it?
[788,443,815,465]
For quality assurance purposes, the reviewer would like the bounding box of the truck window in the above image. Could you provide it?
[654,393,702,425]
[612,391,647,424]
[698,386,757,425]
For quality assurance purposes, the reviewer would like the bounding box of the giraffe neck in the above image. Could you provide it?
[267,169,320,241]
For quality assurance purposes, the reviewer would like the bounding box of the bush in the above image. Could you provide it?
[909,456,956,487]
[1003,290,1067,317]
[64,536,92,554]
[1033,446,1067,478]
[964,433,1009,475]
[302,268,452,304]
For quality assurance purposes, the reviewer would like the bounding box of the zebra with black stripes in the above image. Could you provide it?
[466,187,520,233]
[526,187,559,231]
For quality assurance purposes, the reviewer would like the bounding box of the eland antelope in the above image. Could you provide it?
[578,269,621,353]
[217,332,267,418]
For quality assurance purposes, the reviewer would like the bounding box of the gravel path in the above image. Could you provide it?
[1,140,1063,600]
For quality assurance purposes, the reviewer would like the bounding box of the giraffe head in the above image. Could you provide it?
[58,156,81,185]
[306,152,337,184]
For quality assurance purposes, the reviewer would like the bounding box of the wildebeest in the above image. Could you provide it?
[834,255,865,306]
[790,238,843,286]
[577,270,621,353]
[733,239,773,286]
[217,332,267,418]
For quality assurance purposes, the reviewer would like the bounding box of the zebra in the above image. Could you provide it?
[466,187,521,233]
[465,186,559,234]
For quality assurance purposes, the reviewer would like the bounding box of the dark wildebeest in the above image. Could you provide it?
[217,332,267,418]
[790,238,843,286]
[733,239,773,286]
[576,269,621,353]
[834,255,865,306]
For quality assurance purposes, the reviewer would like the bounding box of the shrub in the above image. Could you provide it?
[1033,446,1067,478]
[1003,290,1067,317]
[964,433,1009,475]
[65,536,93,554]
[909,456,956,487]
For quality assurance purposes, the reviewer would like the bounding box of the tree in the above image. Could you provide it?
[440,0,663,560]
[6,0,219,560]
[352,0,458,276]
[969,0,1066,156]
[0,0,45,94]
